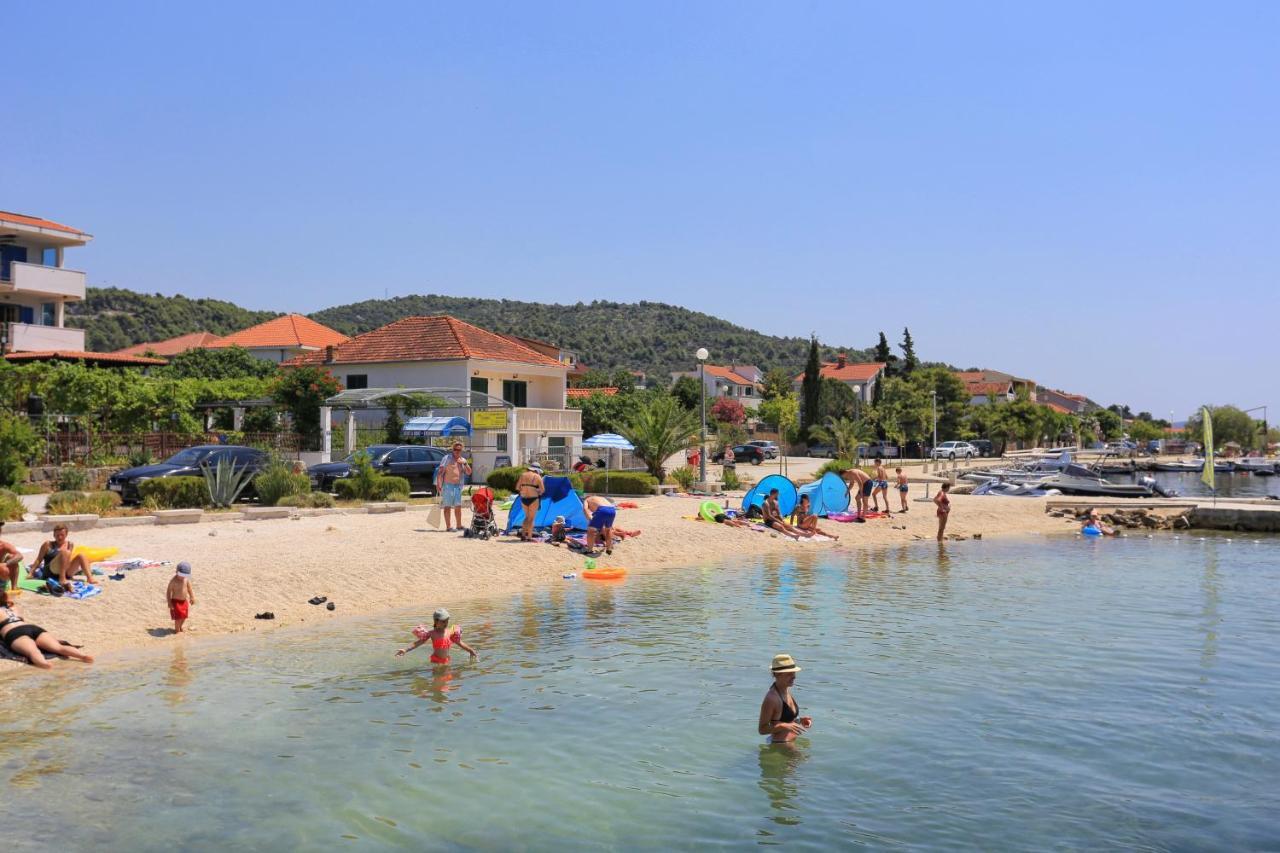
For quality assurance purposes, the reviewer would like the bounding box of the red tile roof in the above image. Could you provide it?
[212,314,348,350]
[794,361,886,383]
[3,350,166,366]
[112,331,223,357]
[704,365,756,386]
[1044,402,1073,414]
[285,315,565,368]
[566,387,619,398]
[0,210,87,236]
[964,380,1013,398]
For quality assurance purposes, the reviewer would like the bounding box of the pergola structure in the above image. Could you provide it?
[319,387,517,461]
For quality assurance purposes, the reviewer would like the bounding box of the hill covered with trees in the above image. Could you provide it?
[70,288,873,379]
[67,287,279,352]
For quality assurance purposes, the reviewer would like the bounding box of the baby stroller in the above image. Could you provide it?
[467,486,499,540]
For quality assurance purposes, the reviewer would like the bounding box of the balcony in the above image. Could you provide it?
[5,322,85,352]
[514,407,582,434]
[2,261,86,300]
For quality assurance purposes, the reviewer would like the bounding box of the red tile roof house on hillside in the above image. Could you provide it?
[670,363,764,410]
[211,314,349,364]
[285,315,582,480]
[791,355,886,404]
[112,331,224,357]
[953,369,1037,405]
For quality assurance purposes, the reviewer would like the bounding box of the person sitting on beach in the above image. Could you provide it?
[934,482,952,541]
[872,458,891,513]
[896,467,909,512]
[0,522,22,591]
[792,495,838,540]
[549,515,568,544]
[1082,508,1116,536]
[840,468,872,520]
[397,608,478,665]
[584,495,617,555]
[762,489,803,539]
[30,524,95,590]
[758,654,813,743]
[0,589,94,669]
[515,464,546,542]
[572,456,592,473]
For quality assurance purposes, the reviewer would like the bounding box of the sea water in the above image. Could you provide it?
[2,535,1278,850]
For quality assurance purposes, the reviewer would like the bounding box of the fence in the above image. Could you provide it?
[39,431,302,466]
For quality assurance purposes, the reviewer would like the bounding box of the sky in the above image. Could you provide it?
[5,1,1277,419]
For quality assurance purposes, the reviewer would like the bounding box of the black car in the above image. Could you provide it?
[106,445,269,505]
[308,444,449,494]
[969,439,993,457]
[712,444,766,465]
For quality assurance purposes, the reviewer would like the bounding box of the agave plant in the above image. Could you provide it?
[203,454,256,508]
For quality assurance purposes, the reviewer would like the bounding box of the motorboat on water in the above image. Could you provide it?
[1234,457,1278,474]
[971,479,1062,497]
[964,451,1074,484]
[1154,460,1202,472]
[1192,458,1235,473]
[1035,463,1156,497]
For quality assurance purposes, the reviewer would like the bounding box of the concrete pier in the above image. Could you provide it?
[1045,497,1280,533]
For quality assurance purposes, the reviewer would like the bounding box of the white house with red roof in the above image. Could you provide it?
[0,210,93,354]
[209,314,349,363]
[670,364,764,410]
[791,354,886,403]
[953,369,1036,404]
[287,315,581,476]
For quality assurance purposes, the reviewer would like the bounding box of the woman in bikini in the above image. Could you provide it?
[31,524,95,590]
[758,654,813,743]
[0,589,94,669]
[934,481,952,541]
[396,608,478,665]
[515,465,546,542]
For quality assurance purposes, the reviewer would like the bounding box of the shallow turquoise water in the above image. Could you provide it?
[3,535,1279,850]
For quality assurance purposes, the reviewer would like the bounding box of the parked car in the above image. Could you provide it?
[747,440,780,459]
[806,442,838,458]
[930,441,977,460]
[969,439,993,457]
[107,445,269,505]
[713,444,765,465]
[308,444,450,494]
[859,441,900,459]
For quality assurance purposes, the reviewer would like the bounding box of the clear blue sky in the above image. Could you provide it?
[7,1,1277,420]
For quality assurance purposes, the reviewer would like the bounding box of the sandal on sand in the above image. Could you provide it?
[255,612,275,620]
[308,596,327,606]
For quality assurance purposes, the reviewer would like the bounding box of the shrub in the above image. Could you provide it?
[722,468,742,491]
[139,476,208,509]
[485,466,525,491]
[55,466,91,492]
[127,449,154,468]
[0,489,24,521]
[46,490,122,516]
[814,459,856,480]
[369,476,410,501]
[582,471,657,495]
[277,492,336,508]
[669,465,697,491]
[0,411,41,488]
[253,460,312,507]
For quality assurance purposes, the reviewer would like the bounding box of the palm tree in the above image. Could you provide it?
[808,416,875,460]
[621,394,699,481]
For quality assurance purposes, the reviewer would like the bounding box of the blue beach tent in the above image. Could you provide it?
[505,476,589,532]
[742,473,799,517]
[797,472,851,517]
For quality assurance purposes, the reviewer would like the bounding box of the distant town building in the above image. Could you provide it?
[211,314,349,364]
[791,355,885,404]
[672,364,764,410]
[953,369,1036,405]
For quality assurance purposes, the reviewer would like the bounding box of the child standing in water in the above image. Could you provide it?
[933,482,952,541]
[397,608,478,665]
[895,467,909,512]
[166,562,195,634]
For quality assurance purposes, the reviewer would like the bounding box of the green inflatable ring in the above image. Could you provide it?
[699,501,723,523]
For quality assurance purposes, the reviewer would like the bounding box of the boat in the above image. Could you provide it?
[1234,457,1278,474]
[1192,458,1235,473]
[1035,464,1156,498]
[1154,460,1202,472]
[964,451,1074,484]
[972,479,1062,497]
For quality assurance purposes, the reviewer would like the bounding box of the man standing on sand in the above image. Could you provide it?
[435,441,472,533]
[583,495,617,554]
[0,522,23,591]
[841,467,872,521]
[515,463,545,542]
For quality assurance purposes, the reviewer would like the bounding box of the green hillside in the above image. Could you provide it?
[311,295,872,378]
[68,287,278,352]
[69,287,872,378]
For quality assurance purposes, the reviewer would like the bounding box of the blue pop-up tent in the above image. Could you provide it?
[505,476,589,532]
[741,473,799,517]
[797,471,851,517]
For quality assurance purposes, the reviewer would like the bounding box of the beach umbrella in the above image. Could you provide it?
[582,432,635,494]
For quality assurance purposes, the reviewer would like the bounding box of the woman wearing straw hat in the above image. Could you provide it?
[758,654,813,742]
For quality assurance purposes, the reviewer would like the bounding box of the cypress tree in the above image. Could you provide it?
[900,327,919,374]
[800,336,822,437]
[874,332,892,364]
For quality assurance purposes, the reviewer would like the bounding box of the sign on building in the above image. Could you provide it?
[472,409,508,430]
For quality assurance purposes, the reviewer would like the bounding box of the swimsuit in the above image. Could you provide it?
[587,505,616,530]
[428,628,462,664]
[774,684,799,724]
[0,608,45,652]
[937,495,950,517]
[861,481,874,496]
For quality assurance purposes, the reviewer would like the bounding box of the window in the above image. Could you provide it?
[409,447,431,463]
[345,374,368,390]
[41,303,55,326]
[496,434,508,451]
[471,376,489,406]
[0,246,27,280]
[385,449,410,464]
[744,386,753,396]
[502,380,528,408]
[41,248,58,267]
[548,436,566,449]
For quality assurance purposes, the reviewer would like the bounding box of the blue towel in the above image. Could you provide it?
[64,581,102,600]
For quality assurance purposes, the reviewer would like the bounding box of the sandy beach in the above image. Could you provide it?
[0,491,1079,672]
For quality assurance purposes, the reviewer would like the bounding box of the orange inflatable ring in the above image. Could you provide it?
[581,567,627,581]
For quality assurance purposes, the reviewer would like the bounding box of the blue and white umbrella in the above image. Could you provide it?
[582,433,634,493]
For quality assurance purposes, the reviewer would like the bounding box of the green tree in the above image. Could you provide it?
[1095,408,1124,442]
[610,368,638,393]
[899,327,919,374]
[1185,405,1262,450]
[1128,418,1164,443]
[873,376,930,447]
[0,411,42,487]
[621,394,699,480]
[817,377,858,423]
[568,390,642,438]
[271,366,342,446]
[758,393,801,445]
[800,337,822,437]
[669,375,702,411]
[576,369,614,389]
[158,346,278,380]
[808,416,874,459]
[761,367,794,401]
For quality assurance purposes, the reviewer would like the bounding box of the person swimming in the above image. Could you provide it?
[396,608,478,665]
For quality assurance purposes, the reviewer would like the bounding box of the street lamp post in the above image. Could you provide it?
[696,348,709,485]
[931,390,938,454]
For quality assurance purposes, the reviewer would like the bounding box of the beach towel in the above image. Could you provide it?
[96,558,169,571]
[63,581,102,601]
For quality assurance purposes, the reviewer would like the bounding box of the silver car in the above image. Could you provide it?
[931,441,977,460]
[747,440,780,459]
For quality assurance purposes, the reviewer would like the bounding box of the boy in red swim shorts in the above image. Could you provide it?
[166,562,195,634]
